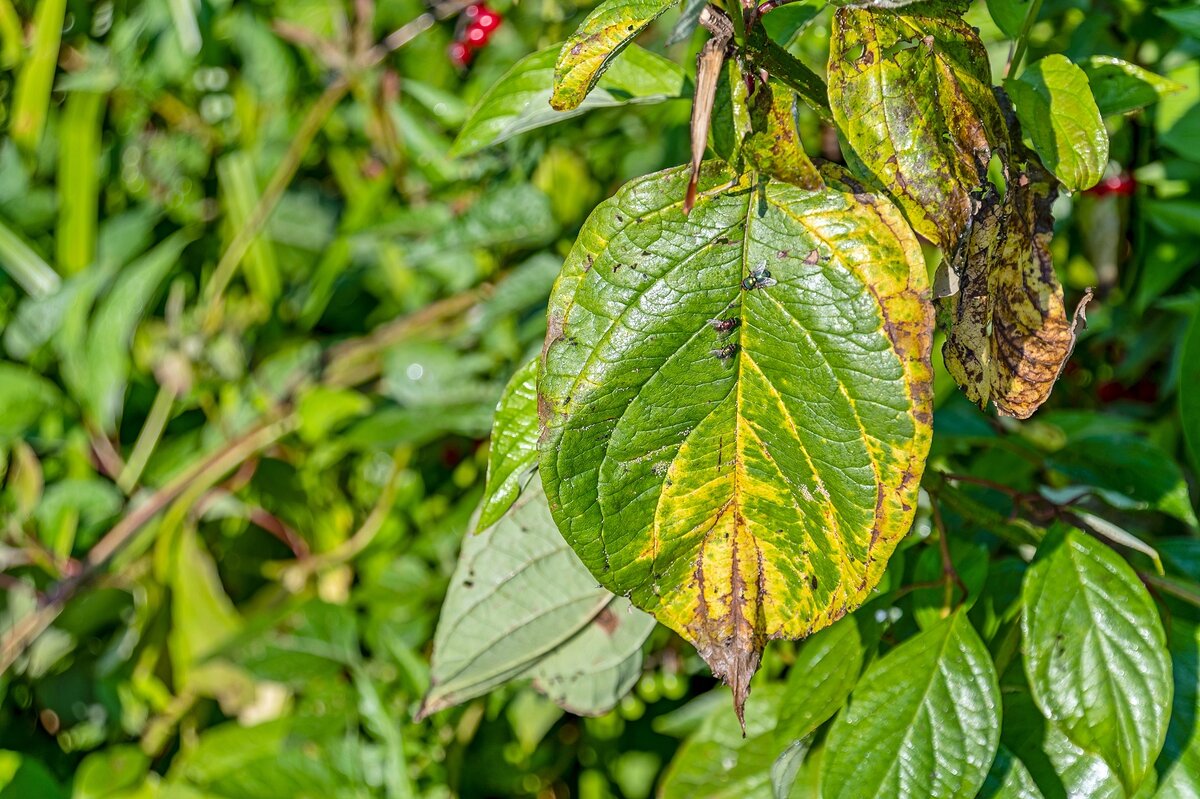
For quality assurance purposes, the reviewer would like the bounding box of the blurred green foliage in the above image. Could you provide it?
[0,0,1198,797]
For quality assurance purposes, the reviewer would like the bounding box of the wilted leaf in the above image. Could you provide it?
[828,4,1007,250]
[939,160,1085,418]
[419,480,654,718]
[1006,55,1109,192]
[1081,56,1184,117]
[1022,526,1173,794]
[478,358,539,530]
[820,610,1001,799]
[452,44,687,156]
[551,0,681,111]
[539,162,933,719]
[741,79,823,191]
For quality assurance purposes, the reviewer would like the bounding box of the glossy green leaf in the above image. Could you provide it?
[828,4,1007,250]
[777,614,875,743]
[419,480,655,718]
[1048,433,1198,528]
[478,358,540,530]
[1156,620,1200,798]
[1022,526,1173,793]
[939,160,1082,419]
[659,685,787,799]
[978,745,1044,799]
[453,44,687,157]
[551,0,680,111]
[820,610,1001,799]
[539,162,933,715]
[1001,679,1125,799]
[1006,55,1109,191]
[1082,56,1184,117]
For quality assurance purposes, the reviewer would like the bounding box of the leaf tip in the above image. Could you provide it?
[696,633,761,732]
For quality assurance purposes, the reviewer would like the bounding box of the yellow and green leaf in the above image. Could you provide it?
[538,162,933,719]
[827,4,1007,251]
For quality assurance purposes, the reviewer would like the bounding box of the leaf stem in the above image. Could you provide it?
[117,383,177,493]
[1005,0,1044,79]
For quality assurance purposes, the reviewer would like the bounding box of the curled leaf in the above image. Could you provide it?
[552,0,680,111]
[539,162,932,722]
[939,159,1089,418]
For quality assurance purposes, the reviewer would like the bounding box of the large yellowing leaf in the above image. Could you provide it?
[551,0,680,111]
[827,4,1007,251]
[939,159,1085,418]
[538,162,933,719]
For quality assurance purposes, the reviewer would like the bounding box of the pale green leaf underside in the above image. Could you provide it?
[538,161,933,702]
[551,0,680,111]
[827,5,1005,250]
[453,43,687,157]
[1022,526,1173,794]
[1006,55,1109,191]
[478,358,539,530]
[419,480,655,718]
[820,611,1001,799]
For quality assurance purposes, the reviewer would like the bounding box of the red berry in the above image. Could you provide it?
[466,25,487,43]
[463,3,481,18]
[475,11,499,32]
[449,41,472,67]
[1086,173,1136,197]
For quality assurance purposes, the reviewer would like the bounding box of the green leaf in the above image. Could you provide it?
[1047,433,1198,529]
[453,44,687,157]
[0,363,63,442]
[1006,55,1109,191]
[528,594,655,716]
[827,5,1007,250]
[777,614,875,743]
[978,745,1044,799]
[1183,310,1200,472]
[1158,6,1200,39]
[419,479,654,718]
[986,0,1033,38]
[551,0,680,111]
[1000,680,1125,799]
[73,745,150,799]
[659,684,788,799]
[1156,620,1200,798]
[820,610,1000,799]
[538,162,933,716]
[0,751,65,799]
[1022,526,1173,793]
[1081,56,1184,117]
[478,358,540,530]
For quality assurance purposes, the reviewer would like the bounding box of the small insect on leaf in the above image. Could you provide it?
[741,265,777,290]
[708,317,741,335]
[711,342,738,366]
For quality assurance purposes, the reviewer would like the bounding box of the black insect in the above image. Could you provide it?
[708,317,740,335]
[711,343,738,366]
[741,265,777,291]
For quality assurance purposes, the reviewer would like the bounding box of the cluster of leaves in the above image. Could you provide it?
[0,0,1198,798]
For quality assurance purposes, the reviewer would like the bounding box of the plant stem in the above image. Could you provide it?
[1006,0,1044,79]
[199,77,350,332]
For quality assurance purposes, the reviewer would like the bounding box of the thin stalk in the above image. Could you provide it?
[1006,0,1044,79]
[117,384,177,493]
[199,77,350,332]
